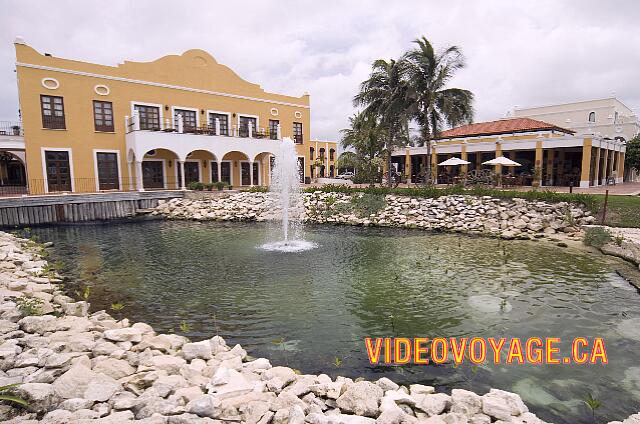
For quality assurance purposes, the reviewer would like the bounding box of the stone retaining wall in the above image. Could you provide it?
[153,191,596,240]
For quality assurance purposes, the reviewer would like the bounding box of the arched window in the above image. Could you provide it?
[588,111,596,123]
[329,148,335,161]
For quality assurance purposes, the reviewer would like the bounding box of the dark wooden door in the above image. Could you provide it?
[241,162,251,186]
[45,150,72,192]
[96,152,119,190]
[252,162,259,185]
[142,161,164,189]
[220,162,231,185]
[185,162,199,184]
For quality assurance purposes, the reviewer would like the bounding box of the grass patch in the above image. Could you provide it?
[590,195,640,228]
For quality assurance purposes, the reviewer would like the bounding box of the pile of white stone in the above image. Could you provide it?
[154,191,596,240]
[0,232,639,423]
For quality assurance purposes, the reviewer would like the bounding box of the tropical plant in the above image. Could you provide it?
[336,151,358,173]
[340,112,386,186]
[0,383,28,407]
[215,181,226,191]
[188,181,204,191]
[403,36,474,178]
[625,135,640,178]
[583,392,602,423]
[354,58,411,186]
[179,321,192,333]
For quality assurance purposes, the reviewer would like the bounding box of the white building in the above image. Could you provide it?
[513,98,639,143]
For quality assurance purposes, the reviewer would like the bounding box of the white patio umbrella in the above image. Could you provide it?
[438,157,470,166]
[482,156,521,166]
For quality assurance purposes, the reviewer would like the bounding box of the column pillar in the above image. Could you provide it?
[619,151,626,183]
[127,161,134,191]
[249,161,254,187]
[217,161,222,183]
[580,138,592,188]
[495,141,503,179]
[405,148,411,183]
[534,140,543,187]
[461,144,468,174]
[594,147,601,186]
[179,160,186,190]
[545,149,554,186]
[431,146,438,182]
[135,161,144,191]
[602,145,609,185]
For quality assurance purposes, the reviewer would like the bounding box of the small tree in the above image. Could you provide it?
[625,135,640,180]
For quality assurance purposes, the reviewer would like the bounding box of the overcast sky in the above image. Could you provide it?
[2,0,639,141]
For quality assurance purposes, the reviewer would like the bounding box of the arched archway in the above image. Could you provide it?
[0,151,26,196]
[221,151,250,187]
[254,151,276,186]
[141,148,179,189]
[180,149,216,187]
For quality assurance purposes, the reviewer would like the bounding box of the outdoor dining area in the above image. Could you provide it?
[435,155,533,187]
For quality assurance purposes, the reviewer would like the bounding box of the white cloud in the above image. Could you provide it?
[1,0,639,142]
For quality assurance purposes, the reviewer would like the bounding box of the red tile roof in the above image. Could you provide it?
[436,117,574,139]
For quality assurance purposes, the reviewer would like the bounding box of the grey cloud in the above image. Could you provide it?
[1,0,638,142]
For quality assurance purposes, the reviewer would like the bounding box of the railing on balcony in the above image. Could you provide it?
[125,114,282,140]
[0,122,23,137]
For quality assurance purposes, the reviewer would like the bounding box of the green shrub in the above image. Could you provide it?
[304,185,598,210]
[351,193,386,217]
[204,183,214,191]
[583,226,612,248]
[243,186,269,193]
[215,181,226,191]
[188,181,204,191]
[15,296,44,316]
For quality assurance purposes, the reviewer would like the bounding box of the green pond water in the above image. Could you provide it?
[30,220,640,423]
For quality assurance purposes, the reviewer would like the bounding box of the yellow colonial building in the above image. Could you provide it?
[10,37,336,195]
[393,117,626,188]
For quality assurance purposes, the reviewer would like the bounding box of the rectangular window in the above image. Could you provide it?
[174,109,197,133]
[96,152,119,190]
[220,162,231,184]
[209,113,229,135]
[269,120,279,140]
[134,104,160,130]
[330,149,335,161]
[239,116,257,138]
[293,122,303,144]
[142,161,164,189]
[93,101,114,132]
[41,95,66,129]
[44,150,72,192]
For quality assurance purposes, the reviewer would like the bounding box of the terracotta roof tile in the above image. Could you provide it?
[437,118,574,139]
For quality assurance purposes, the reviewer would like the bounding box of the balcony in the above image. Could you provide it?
[0,122,23,137]
[124,114,284,164]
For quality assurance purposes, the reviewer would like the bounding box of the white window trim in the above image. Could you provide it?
[237,114,260,129]
[92,149,123,192]
[206,110,231,133]
[41,147,75,193]
[171,106,200,128]
[221,160,233,186]
[131,101,164,129]
[183,159,203,183]
[141,157,167,189]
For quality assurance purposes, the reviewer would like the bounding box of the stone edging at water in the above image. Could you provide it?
[0,230,638,423]
[153,192,595,242]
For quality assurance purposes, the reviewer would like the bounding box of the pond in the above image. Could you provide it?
[31,220,640,424]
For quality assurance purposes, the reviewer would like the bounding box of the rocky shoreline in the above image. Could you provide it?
[153,191,595,242]
[0,220,638,422]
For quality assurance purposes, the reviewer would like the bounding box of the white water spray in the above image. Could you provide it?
[260,137,316,252]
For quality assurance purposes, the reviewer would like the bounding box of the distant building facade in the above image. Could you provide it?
[513,98,639,143]
[9,37,336,195]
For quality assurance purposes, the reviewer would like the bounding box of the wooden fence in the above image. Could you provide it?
[0,191,183,227]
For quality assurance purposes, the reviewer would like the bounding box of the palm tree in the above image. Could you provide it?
[354,59,410,186]
[403,36,474,179]
[340,112,385,186]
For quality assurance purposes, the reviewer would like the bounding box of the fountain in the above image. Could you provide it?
[260,137,317,252]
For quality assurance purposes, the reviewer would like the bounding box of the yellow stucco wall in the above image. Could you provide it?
[15,42,335,192]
